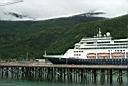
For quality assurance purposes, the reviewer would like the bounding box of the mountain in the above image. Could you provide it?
[47,14,128,55]
[0,13,128,59]
[0,13,105,59]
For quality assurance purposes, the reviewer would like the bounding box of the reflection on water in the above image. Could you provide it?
[0,65,128,86]
[0,79,127,86]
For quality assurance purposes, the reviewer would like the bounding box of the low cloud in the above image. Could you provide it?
[0,0,128,20]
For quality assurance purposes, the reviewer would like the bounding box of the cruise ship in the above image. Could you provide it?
[44,29,128,65]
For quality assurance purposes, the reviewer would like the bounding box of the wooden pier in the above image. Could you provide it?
[0,62,128,84]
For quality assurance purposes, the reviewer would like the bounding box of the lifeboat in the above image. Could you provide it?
[97,53,110,59]
[126,52,128,57]
[87,53,96,59]
[97,53,110,57]
[112,52,125,58]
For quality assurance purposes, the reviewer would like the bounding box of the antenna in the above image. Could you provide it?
[0,0,23,6]
[98,28,101,34]
[98,28,102,37]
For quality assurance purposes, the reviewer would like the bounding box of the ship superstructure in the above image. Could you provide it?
[44,29,128,65]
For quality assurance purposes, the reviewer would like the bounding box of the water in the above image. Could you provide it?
[0,65,128,86]
[0,79,127,86]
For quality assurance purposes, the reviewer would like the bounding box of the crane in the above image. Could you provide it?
[0,0,23,6]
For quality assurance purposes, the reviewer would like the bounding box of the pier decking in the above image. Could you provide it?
[0,62,128,84]
[0,63,128,69]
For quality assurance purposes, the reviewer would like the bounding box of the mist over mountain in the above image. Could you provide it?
[0,11,106,21]
[0,0,128,21]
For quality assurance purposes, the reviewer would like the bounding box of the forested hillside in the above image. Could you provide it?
[0,14,128,59]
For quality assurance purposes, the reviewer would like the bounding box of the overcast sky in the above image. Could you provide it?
[0,0,128,20]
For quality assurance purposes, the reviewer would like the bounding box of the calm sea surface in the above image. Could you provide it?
[0,79,127,86]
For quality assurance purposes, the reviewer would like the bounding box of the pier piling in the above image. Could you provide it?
[0,63,128,84]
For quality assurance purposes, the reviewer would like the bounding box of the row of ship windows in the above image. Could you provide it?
[97,44,128,46]
[77,47,128,49]
[74,54,81,56]
[74,50,125,53]
[81,44,128,46]
[74,51,83,53]
[77,59,128,62]
[86,41,110,44]
[85,41,128,44]
[81,41,128,44]
[114,41,128,43]
[114,50,125,52]
[81,38,111,41]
